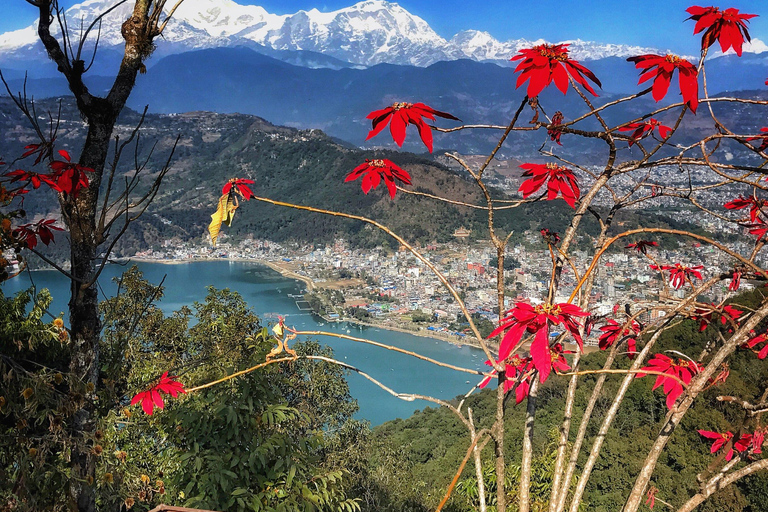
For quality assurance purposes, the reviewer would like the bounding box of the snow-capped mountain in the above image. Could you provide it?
[0,0,680,70]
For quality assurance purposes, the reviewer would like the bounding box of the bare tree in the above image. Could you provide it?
[3,1,183,510]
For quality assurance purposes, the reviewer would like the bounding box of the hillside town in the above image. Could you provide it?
[133,207,757,346]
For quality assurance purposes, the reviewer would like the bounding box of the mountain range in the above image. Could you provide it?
[0,0,689,73]
[1,0,767,158]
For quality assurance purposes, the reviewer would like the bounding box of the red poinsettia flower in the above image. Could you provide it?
[20,140,55,165]
[691,304,715,332]
[222,178,255,200]
[692,303,742,332]
[618,119,672,146]
[511,43,602,97]
[745,332,768,359]
[627,54,699,113]
[548,111,564,145]
[345,159,412,199]
[627,337,638,359]
[745,220,768,239]
[598,319,640,351]
[721,304,742,328]
[549,343,572,374]
[746,127,768,152]
[49,150,94,197]
[480,354,536,403]
[637,353,703,409]
[131,371,186,415]
[12,219,64,250]
[519,162,580,207]
[725,195,767,222]
[646,487,658,510]
[698,430,737,460]
[540,228,561,244]
[752,429,765,454]
[3,169,60,192]
[686,6,757,56]
[626,240,658,254]
[365,102,459,153]
[650,263,704,289]
[488,301,587,382]
[728,269,742,291]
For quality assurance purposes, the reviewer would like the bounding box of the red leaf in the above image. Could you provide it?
[365,102,459,152]
[345,159,411,199]
[627,54,698,113]
[511,44,601,98]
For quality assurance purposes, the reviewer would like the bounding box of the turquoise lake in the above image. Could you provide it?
[3,260,487,425]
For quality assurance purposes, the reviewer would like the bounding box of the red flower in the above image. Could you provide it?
[480,354,536,403]
[365,102,459,153]
[222,178,255,200]
[626,240,658,254]
[745,220,768,239]
[721,305,742,328]
[519,162,580,207]
[646,487,658,510]
[627,54,699,113]
[692,304,715,332]
[511,43,602,97]
[627,337,638,359]
[488,301,587,383]
[131,371,186,415]
[618,119,672,146]
[746,127,768,152]
[752,429,765,454]
[724,195,767,222]
[728,269,742,291]
[691,303,741,332]
[637,354,703,409]
[12,219,64,249]
[686,6,757,57]
[598,319,640,351]
[345,159,412,199]
[540,228,561,244]
[49,150,94,197]
[745,332,768,359]
[650,263,703,289]
[698,430,737,460]
[3,169,60,192]
[548,111,564,145]
[20,140,55,165]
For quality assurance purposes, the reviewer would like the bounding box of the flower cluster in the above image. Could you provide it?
[636,354,704,409]
[488,301,587,383]
[627,54,699,112]
[365,102,459,153]
[686,6,757,56]
[344,159,412,199]
[131,372,186,415]
[650,263,703,289]
[519,162,580,207]
[618,119,672,146]
[511,43,602,97]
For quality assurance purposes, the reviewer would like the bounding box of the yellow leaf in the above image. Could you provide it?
[208,194,238,246]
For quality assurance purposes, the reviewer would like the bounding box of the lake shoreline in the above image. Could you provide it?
[127,256,489,351]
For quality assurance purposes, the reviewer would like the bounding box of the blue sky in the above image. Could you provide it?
[2,0,765,55]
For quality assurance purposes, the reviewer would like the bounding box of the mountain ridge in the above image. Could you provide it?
[0,0,701,71]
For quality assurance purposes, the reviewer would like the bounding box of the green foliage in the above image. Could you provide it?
[1,268,361,512]
[456,429,581,512]
[410,309,433,323]
[339,298,768,512]
[0,288,77,509]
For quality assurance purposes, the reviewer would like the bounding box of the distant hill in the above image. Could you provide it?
[8,47,767,159]
[1,98,590,258]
